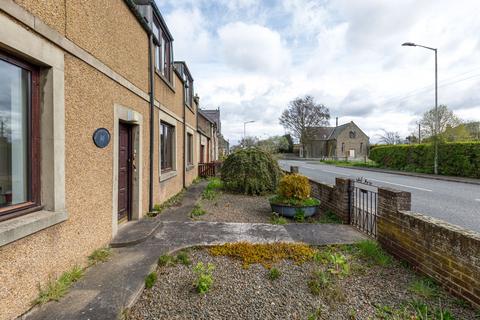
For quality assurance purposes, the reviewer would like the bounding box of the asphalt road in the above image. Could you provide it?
[279,160,480,233]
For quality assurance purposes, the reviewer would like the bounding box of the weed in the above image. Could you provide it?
[158,254,176,267]
[148,189,185,217]
[202,178,223,200]
[307,307,323,320]
[308,270,330,295]
[270,213,288,225]
[328,253,350,278]
[323,283,346,306]
[191,204,207,217]
[33,266,84,305]
[176,251,191,266]
[268,267,281,280]
[317,210,342,224]
[208,242,315,269]
[193,262,215,294]
[409,277,439,299]
[144,272,157,289]
[294,208,305,222]
[355,240,392,266]
[88,247,111,265]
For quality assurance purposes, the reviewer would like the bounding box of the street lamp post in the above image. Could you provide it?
[402,42,438,174]
[243,120,255,146]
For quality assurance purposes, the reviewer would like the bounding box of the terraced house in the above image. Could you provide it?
[0,1,218,318]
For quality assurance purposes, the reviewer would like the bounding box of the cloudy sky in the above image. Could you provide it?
[156,0,480,144]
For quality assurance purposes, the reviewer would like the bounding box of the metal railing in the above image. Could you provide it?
[350,178,378,237]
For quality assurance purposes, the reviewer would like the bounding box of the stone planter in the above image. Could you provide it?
[270,203,318,218]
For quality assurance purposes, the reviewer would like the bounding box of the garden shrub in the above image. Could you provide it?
[369,142,480,178]
[221,148,282,195]
[278,174,311,200]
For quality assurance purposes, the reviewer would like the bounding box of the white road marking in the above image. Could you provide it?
[367,178,433,192]
[475,199,480,202]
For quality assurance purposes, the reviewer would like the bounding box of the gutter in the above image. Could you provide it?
[182,80,187,188]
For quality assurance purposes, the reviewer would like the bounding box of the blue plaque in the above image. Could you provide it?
[93,128,110,148]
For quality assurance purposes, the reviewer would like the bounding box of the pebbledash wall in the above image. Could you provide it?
[0,1,210,319]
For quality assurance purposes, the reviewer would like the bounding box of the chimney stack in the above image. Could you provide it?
[335,117,338,127]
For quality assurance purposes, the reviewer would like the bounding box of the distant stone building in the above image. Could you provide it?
[304,121,369,159]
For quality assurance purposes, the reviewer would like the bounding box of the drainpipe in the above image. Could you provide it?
[148,33,155,212]
[182,80,186,189]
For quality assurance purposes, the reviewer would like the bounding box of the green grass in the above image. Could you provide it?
[176,251,191,266]
[270,213,288,225]
[33,266,84,305]
[158,251,191,267]
[145,272,157,289]
[202,177,223,200]
[355,240,392,266]
[88,247,111,265]
[191,204,207,217]
[320,159,380,168]
[148,189,185,217]
[409,277,439,299]
[317,210,342,224]
[268,267,281,280]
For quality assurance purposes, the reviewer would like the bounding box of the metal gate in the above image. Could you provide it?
[350,178,378,237]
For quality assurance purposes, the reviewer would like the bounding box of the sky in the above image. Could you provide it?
[155,0,480,145]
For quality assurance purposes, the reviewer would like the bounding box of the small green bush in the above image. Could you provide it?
[294,208,305,222]
[221,148,282,195]
[191,204,207,217]
[270,213,288,225]
[145,272,157,289]
[202,178,223,200]
[176,251,191,266]
[158,254,176,267]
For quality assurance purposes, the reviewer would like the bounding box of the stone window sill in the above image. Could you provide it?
[0,210,68,247]
[160,170,177,182]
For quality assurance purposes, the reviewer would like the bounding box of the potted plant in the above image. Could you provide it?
[269,174,320,219]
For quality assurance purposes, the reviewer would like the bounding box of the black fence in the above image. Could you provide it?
[350,178,378,237]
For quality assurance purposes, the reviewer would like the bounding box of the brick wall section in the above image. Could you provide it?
[308,178,352,223]
[377,187,480,309]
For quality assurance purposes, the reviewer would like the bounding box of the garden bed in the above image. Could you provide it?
[126,243,477,320]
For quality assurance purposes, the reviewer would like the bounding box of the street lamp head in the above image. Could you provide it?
[402,42,416,47]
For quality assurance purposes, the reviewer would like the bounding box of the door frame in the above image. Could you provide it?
[112,104,143,236]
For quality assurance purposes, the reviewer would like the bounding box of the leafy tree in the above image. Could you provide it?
[419,105,462,138]
[279,95,330,156]
[377,129,402,145]
[257,136,290,154]
[239,136,258,148]
[282,134,294,153]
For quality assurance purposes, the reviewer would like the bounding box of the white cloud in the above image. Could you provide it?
[157,0,480,145]
[218,22,291,74]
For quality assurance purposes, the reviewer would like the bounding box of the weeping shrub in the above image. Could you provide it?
[221,148,282,195]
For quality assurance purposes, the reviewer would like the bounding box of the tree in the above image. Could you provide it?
[281,134,294,153]
[239,136,258,148]
[279,95,330,156]
[257,135,290,154]
[377,129,402,145]
[419,105,462,138]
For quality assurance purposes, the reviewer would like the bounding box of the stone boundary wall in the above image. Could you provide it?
[377,188,480,309]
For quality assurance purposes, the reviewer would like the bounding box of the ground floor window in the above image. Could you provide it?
[187,133,193,165]
[160,122,175,171]
[0,52,40,220]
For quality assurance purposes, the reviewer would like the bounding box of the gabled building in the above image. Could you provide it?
[304,121,370,159]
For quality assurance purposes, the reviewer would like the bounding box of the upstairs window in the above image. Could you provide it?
[185,77,193,107]
[160,122,175,171]
[0,52,41,220]
[349,131,356,139]
[153,19,172,83]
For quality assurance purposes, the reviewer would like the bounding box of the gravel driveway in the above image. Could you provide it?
[126,247,477,320]
[195,193,273,223]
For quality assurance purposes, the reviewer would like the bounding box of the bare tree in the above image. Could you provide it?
[419,105,462,138]
[279,95,330,155]
[377,129,402,145]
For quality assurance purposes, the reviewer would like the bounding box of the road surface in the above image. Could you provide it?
[279,160,480,233]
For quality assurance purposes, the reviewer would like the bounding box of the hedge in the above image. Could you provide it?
[369,142,480,178]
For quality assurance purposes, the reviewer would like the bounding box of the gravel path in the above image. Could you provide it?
[195,192,272,223]
[127,248,477,320]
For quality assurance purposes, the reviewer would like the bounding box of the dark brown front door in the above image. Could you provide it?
[118,122,132,221]
[200,144,205,163]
